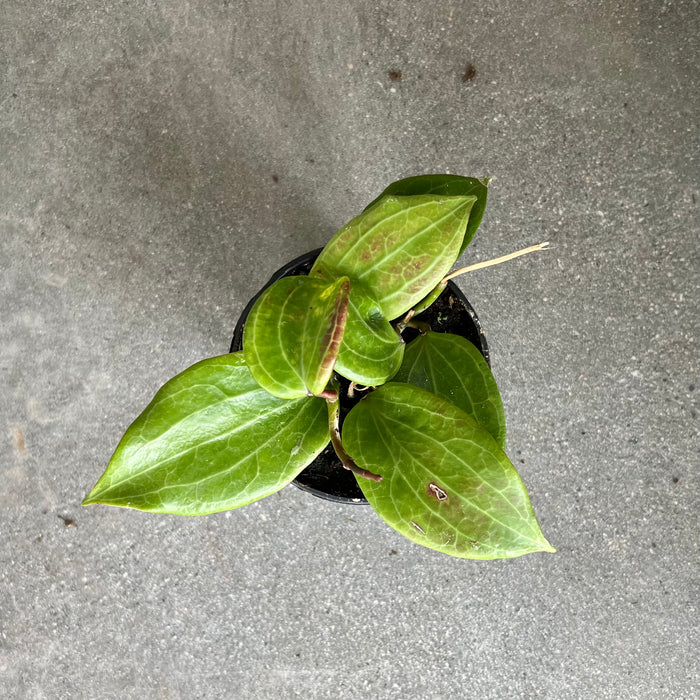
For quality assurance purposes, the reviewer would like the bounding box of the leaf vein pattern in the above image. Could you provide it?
[378,409,542,543]
[103,400,303,493]
[135,385,263,444]
[331,200,442,268]
[275,283,306,387]
[161,407,319,499]
[371,409,484,551]
[355,205,465,279]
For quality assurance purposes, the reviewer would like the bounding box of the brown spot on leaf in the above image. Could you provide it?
[428,481,448,501]
[462,64,477,82]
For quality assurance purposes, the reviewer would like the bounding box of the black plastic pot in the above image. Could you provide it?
[231,249,490,504]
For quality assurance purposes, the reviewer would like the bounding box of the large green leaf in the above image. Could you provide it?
[393,332,506,449]
[334,281,405,385]
[364,174,490,255]
[243,275,349,398]
[342,383,554,559]
[82,353,330,515]
[310,194,475,320]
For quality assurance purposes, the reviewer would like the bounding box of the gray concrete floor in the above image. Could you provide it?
[2,1,699,698]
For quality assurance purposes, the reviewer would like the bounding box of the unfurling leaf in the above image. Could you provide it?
[364,174,490,255]
[393,331,506,449]
[83,353,330,515]
[333,280,404,385]
[310,194,475,319]
[342,383,554,559]
[243,275,349,398]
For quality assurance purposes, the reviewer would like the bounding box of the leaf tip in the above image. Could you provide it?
[82,482,107,507]
[535,534,556,554]
[479,175,493,187]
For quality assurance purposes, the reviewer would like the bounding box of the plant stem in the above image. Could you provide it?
[316,388,338,400]
[398,281,447,329]
[442,241,550,282]
[326,379,382,482]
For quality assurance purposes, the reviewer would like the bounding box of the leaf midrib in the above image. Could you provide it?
[109,402,323,504]
[101,399,307,495]
[356,202,467,281]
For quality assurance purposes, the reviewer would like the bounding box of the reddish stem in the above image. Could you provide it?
[325,380,382,482]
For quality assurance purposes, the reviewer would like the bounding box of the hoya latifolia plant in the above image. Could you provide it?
[83,174,555,560]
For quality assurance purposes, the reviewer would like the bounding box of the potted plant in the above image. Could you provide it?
[83,174,555,560]
[229,247,493,503]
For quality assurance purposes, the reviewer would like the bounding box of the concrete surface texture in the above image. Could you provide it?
[1,1,698,698]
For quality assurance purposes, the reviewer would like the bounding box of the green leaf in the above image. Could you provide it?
[342,383,554,559]
[243,275,349,398]
[83,353,330,515]
[393,332,506,449]
[311,194,475,320]
[334,281,405,385]
[364,174,490,255]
